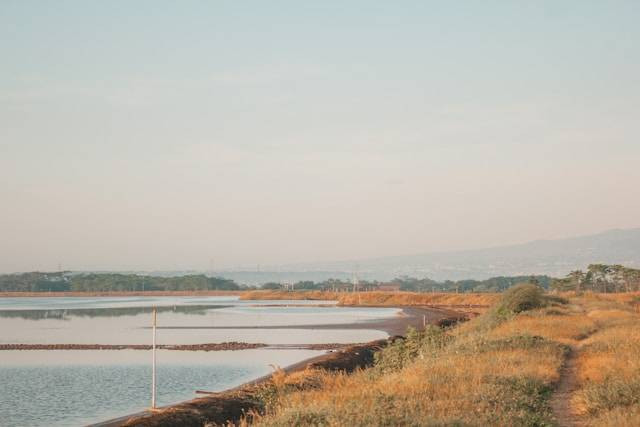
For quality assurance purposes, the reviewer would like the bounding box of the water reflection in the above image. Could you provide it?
[0,349,323,427]
[0,305,229,320]
[0,297,395,426]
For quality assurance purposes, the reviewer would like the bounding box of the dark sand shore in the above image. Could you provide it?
[91,306,466,427]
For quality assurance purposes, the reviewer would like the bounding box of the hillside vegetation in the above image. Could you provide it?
[241,286,640,426]
[239,290,500,307]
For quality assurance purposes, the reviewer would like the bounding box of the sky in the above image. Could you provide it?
[1,1,639,273]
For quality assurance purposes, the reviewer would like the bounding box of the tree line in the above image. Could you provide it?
[551,264,640,293]
[261,275,553,293]
[0,272,241,292]
[3,264,638,293]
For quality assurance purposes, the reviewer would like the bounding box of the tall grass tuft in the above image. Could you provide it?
[373,326,451,373]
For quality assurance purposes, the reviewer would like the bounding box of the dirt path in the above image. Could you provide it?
[551,345,585,427]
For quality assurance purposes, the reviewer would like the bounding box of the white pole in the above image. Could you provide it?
[152,306,157,409]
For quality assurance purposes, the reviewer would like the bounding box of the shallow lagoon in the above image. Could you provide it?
[0,296,396,426]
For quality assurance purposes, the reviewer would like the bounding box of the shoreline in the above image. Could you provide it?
[91,306,465,426]
[91,341,386,427]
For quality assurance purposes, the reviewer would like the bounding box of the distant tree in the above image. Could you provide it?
[568,270,586,292]
[587,264,609,293]
[551,277,572,292]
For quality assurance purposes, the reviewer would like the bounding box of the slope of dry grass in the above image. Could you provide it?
[246,286,568,426]
[240,290,499,307]
[237,289,640,427]
[569,299,640,426]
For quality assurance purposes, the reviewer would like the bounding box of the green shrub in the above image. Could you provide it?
[373,326,451,373]
[475,283,556,330]
[499,284,545,313]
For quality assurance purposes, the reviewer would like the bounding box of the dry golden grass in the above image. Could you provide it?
[338,291,499,307]
[252,343,565,426]
[237,291,640,426]
[567,298,640,425]
[585,405,640,427]
[558,291,640,302]
[489,312,597,344]
[240,290,340,301]
[589,291,640,304]
[240,290,500,307]
[249,298,567,426]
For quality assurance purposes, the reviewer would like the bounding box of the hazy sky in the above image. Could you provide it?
[1,1,639,273]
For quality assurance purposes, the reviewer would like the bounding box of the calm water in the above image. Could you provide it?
[0,296,397,426]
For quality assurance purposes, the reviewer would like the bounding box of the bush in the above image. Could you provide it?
[474,283,556,330]
[373,326,451,373]
[499,283,545,313]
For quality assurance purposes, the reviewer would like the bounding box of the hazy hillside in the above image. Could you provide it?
[275,229,640,281]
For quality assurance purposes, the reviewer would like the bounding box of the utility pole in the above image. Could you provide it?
[151,307,157,409]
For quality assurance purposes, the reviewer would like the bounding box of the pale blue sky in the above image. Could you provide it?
[1,1,639,272]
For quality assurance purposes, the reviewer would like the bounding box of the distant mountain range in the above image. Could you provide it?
[258,228,640,283]
[78,228,640,285]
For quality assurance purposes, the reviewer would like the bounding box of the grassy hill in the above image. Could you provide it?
[246,288,640,426]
